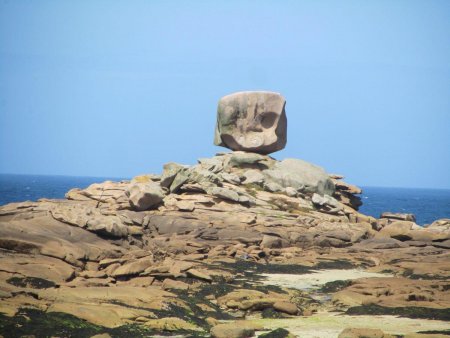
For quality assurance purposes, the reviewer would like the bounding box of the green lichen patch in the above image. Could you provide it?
[7,276,56,289]
[417,329,450,335]
[402,269,449,281]
[258,327,295,338]
[0,308,204,338]
[0,309,102,338]
[220,260,314,276]
[346,304,450,321]
[164,287,234,324]
[318,279,352,293]
[261,308,285,319]
[195,280,237,299]
[315,259,356,270]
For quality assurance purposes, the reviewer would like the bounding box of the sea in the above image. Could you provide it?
[0,174,449,226]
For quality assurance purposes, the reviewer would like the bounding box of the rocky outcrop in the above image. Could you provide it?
[1,157,449,335]
[331,174,363,210]
[1,163,449,336]
[214,91,287,154]
[1,91,448,336]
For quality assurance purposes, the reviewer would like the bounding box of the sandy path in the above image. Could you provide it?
[250,312,450,337]
[260,269,393,290]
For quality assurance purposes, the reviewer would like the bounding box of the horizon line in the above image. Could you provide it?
[1,172,449,191]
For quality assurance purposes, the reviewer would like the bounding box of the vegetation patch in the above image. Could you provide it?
[261,308,284,319]
[220,260,314,276]
[7,276,56,289]
[0,309,179,338]
[315,259,356,270]
[417,329,450,335]
[0,308,206,338]
[259,328,295,338]
[346,304,450,321]
[166,287,234,323]
[319,279,352,293]
[402,269,449,280]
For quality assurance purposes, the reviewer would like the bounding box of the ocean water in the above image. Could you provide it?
[0,174,126,206]
[359,186,450,225]
[0,174,449,225]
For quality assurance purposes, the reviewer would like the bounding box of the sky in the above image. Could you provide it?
[0,0,449,189]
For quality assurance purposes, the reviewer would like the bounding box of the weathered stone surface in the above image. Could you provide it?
[312,193,343,215]
[207,187,240,202]
[273,301,298,315]
[210,322,262,338]
[263,159,335,195]
[162,278,189,291]
[110,257,153,277]
[144,317,199,331]
[333,277,450,309]
[214,91,287,154]
[224,151,273,169]
[186,268,212,282]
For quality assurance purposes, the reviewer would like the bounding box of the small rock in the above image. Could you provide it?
[210,322,260,338]
[242,169,265,185]
[338,327,395,338]
[220,172,241,185]
[207,187,240,203]
[111,258,153,277]
[260,235,284,249]
[273,301,298,315]
[160,162,185,188]
[162,278,189,291]
[285,187,297,197]
[144,317,199,332]
[126,182,165,211]
[206,317,219,327]
[176,200,195,212]
[187,268,212,282]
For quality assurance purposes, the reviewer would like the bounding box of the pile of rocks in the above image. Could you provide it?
[0,91,448,338]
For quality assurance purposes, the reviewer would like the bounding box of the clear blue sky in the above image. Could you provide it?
[1,0,449,189]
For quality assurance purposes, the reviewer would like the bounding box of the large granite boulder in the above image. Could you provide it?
[263,158,335,196]
[214,91,287,154]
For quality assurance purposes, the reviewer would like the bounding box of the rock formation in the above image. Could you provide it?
[214,91,287,154]
[0,93,449,337]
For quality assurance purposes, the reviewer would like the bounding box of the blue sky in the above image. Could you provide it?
[1,0,449,189]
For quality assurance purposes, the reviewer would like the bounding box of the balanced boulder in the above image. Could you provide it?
[214,91,287,154]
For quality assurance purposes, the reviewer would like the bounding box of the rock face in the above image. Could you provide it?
[214,91,287,154]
